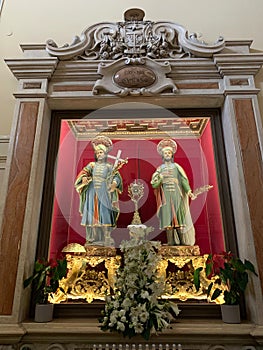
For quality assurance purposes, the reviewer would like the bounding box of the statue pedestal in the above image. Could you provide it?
[159,245,200,256]
[52,244,121,303]
[157,245,209,301]
[53,243,214,304]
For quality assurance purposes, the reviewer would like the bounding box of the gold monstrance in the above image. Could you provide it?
[128,180,144,224]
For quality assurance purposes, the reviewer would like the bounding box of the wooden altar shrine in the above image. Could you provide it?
[1,7,263,350]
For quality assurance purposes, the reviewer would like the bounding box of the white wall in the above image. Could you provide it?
[1,0,263,135]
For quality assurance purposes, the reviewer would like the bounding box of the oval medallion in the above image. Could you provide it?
[114,66,156,88]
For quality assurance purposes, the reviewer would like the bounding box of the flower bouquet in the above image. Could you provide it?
[100,238,180,340]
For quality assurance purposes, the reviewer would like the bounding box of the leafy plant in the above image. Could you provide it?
[194,251,257,305]
[100,238,180,340]
[24,257,68,304]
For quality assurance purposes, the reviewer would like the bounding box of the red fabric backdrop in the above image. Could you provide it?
[49,120,225,258]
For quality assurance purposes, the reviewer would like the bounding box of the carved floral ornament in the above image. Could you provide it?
[46,8,225,96]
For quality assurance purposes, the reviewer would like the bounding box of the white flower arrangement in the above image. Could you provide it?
[100,238,180,340]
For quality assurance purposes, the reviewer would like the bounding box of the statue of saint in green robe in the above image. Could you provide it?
[151,139,196,246]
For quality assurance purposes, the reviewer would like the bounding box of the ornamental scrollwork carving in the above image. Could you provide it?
[46,8,225,61]
[50,254,121,304]
[50,249,224,303]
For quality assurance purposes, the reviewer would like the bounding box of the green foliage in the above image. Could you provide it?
[194,252,257,305]
[23,257,68,304]
[193,267,202,291]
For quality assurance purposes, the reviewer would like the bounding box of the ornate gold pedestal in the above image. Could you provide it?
[158,245,209,301]
[51,245,121,303]
[52,244,220,304]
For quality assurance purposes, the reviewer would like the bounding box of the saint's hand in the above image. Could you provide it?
[188,191,197,200]
[109,181,117,192]
[82,176,88,184]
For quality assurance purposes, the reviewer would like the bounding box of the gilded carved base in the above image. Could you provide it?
[159,245,200,256]
[52,245,221,304]
[157,246,209,301]
[51,246,121,303]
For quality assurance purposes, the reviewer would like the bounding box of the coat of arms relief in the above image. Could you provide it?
[46,8,225,96]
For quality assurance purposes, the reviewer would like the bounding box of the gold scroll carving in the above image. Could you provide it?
[51,246,121,304]
[158,246,208,301]
[51,244,223,304]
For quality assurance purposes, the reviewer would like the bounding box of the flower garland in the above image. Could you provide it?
[100,238,180,340]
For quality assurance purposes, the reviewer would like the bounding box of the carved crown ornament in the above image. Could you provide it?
[45,8,225,96]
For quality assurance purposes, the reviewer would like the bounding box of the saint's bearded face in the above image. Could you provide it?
[95,149,106,161]
[163,149,173,162]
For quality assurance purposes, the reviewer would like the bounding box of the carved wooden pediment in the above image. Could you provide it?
[46,8,225,61]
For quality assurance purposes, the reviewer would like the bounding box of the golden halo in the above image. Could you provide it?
[91,135,113,153]
[157,139,177,155]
